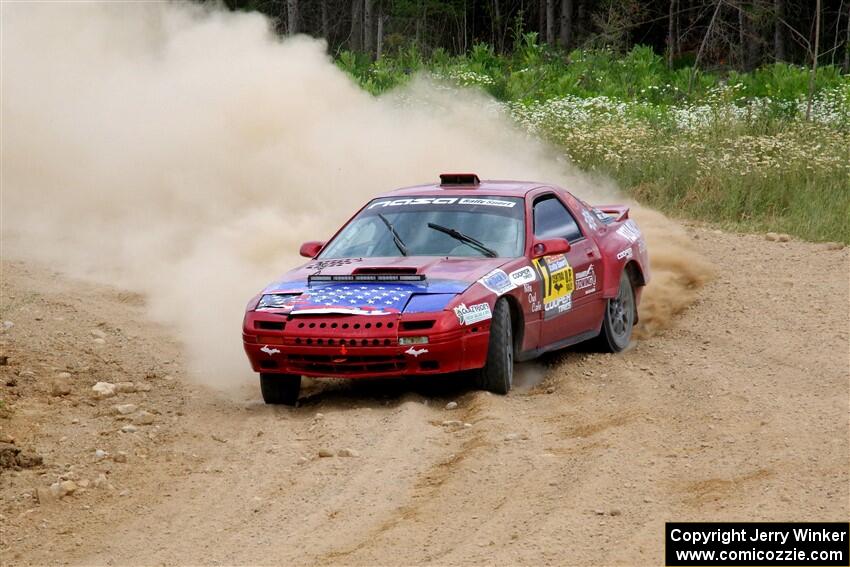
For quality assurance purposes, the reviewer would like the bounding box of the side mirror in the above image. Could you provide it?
[532,238,570,258]
[299,241,325,258]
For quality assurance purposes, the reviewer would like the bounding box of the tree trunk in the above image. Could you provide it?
[321,0,329,41]
[844,3,850,73]
[376,12,384,60]
[576,0,585,41]
[416,3,427,52]
[774,0,786,61]
[805,0,821,120]
[492,0,502,52]
[546,0,555,44]
[559,0,573,49]
[668,0,677,68]
[738,1,746,69]
[286,0,298,35]
[364,0,374,57]
[350,0,362,52]
[538,0,546,38]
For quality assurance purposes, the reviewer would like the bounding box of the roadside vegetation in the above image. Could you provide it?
[338,41,850,243]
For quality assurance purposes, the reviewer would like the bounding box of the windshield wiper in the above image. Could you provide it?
[378,213,408,256]
[427,222,498,258]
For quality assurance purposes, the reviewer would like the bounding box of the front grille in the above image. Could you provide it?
[287,353,407,375]
[282,314,399,348]
[288,337,395,347]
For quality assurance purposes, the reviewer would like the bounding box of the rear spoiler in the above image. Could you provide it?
[595,205,630,222]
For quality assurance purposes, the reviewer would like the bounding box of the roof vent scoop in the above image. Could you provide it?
[439,173,480,187]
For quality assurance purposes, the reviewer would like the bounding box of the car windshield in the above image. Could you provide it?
[319,195,525,259]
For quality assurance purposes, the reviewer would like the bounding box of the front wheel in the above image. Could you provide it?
[475,298,513,395]
[259,373,301,405]
[597,270,635,352]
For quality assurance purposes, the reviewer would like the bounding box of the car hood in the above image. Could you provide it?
[260,256,512,315]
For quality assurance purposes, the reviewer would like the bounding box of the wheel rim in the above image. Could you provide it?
[608,276,634,346]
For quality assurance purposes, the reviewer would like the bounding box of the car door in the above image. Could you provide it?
[531,193,602,346]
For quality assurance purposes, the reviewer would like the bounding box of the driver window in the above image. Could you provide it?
[533,195,583,242]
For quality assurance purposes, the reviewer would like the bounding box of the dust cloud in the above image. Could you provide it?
[1,2,709,389]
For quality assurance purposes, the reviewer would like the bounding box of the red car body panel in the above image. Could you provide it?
[242,179,649,379]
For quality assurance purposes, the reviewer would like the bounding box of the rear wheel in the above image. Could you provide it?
[259,373,301,405]
[597,270,635,352]
[475,299,513,395]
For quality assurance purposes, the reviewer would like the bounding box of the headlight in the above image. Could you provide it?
[256,293,300,310]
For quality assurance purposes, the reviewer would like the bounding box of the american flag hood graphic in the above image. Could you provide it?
[260,257,512,315]
[261,278,471,315]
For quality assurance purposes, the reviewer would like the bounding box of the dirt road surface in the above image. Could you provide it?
[1,225,848,566]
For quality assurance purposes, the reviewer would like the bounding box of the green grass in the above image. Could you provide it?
[340,40,850,243]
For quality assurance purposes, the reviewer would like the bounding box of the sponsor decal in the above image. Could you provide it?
[454,302,493,326]
[479,269,513,295]
[527,289,542,312]
[533,254,575,318]
[581,209,599,231]
[404,346,428,357]
[575,265,597,291]
[479,265,538,296]
[547,294,572,314]
[616,247,634,260]
[260,345,280,356]
[368,197,516,209]
[592,208,610,222]
[616,219,642,243]
[509,266,537,287]
[457,198,516,208]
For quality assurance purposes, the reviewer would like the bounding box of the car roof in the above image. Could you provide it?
[379,179,552,199]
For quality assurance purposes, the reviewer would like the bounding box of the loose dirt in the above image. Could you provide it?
[1,225,847,566]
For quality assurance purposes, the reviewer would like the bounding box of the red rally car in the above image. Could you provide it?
[243,174,649,405]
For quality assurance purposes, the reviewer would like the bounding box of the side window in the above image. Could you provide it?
[533,195,583,242]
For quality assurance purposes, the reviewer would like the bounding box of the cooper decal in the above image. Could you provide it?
[509,266,537,287]
[478,269,513,295]
[616,247,634,260]
[454,302,493,326]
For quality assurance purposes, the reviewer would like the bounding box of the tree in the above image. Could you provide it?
[667,0,677,68]
[546,0,556,44]
[364,0,374,56]
[286,0,298,35]
[560,0,574,49]
[350,0,362,51]
[774,0,786,61]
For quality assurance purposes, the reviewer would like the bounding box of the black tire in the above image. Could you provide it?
[597,270,636,353]
[259,373,301,405]
[475,299,514,395]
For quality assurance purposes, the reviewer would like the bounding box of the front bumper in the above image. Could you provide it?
[242,311,490,378]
